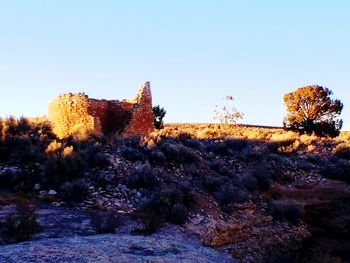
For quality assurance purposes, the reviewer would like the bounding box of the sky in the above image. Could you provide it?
[0,0,350,129]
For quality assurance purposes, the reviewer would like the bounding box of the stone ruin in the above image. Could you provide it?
[48,82,155,138]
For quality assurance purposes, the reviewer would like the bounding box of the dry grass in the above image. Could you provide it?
[144,123,350,157]
[151,123,285,141]
[150,123,328,142]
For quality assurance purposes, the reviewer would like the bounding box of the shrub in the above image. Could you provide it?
[271,201,302,224]
[127,164,158,189]
[215,184,248,213]
[153,105,166,129]
[59,179,89,202]
[89,210,120,233]
[321,160,350,183]
[242,174,258,192]
[132,206,165,234]
[177,182,194,208]
[160,143,181,162]
[205,142,231,156]
[166,203,188,225]
[160,143,199,164]
[179,146,200,164]
[206,139,246,156]
[333,144,350,160]
[0,117,55,164]
[283,85,343,137]
[133,184,193,233]
[208,161,233,177]
[80,144,110,168]
[122,147,146,163]
[268,140,296,154]
[43,154,87,188]
[148,150,166,166]
[178,134,203,150]
[225,139,247,151]
[202,173,229,192]
[0,201,41,243]
[248,166,272,192]
[151,186,190,225]
[0,117,112,192]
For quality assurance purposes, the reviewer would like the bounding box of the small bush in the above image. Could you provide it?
[44,154,87,188]
[167,203,188,225]
[122,147,146,162]
[0,201,41,244]
[208,161,233,178]
[225,139,247,151]
[152,187,190,225]
[245,164,273,192]
[175,182,194,208]
[333,144,350,160]
[60,179,89,202]
[132,207,165,234]
[89,210,120,233]
[127,164,158,189]
[202,173,229,193]
[0,117,112,192]
[215,184,249,213]
[80,144,110,168]
[178,134,202,150]
[268,140,296,154]
[153,105,166,129]
[205,142,231,156]
[216,184,248,205]
[0,117,54,164]
[271,201,302,224]
[133,184,193,233]
[321,160,350,183]
[148,150,166,166]
[206,139,247,156]
[179,146,200,164]
[160,142,199,164]
[160,142,179,159]
[242,174,258,192]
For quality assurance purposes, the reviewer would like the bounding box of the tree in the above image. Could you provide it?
[283,85,343,137]
[213,96,243,124]
[153,105,166,129]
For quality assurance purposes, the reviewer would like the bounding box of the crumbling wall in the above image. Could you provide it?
[48,82,155,138]
[123,82,155,137]
[48,93,100,138]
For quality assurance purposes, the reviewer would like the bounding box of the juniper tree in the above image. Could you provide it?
[283,85,343,137]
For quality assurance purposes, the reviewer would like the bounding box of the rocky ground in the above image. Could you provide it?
[0,231,235,263]
[1,124,350,262]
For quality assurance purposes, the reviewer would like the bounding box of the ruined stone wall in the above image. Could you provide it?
[48,82,155,138]
[123,82,155,137]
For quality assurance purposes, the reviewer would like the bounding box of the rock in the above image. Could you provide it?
[48,190,57,195]
[0,234,236,263]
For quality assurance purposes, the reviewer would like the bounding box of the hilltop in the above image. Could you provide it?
[0,120,350,262]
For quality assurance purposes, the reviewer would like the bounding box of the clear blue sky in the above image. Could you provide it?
[1,1,350,129]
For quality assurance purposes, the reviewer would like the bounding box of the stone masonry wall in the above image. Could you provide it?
[48,82,155,138]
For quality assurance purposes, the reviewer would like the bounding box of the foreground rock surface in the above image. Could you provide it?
[0,233,236,263]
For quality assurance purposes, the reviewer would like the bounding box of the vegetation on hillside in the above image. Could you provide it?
[1,108,350,261]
